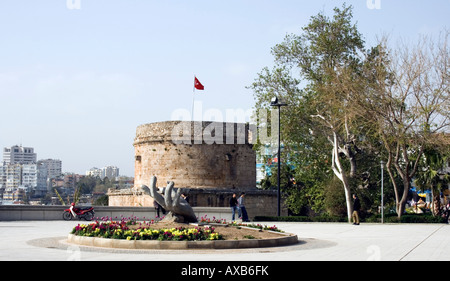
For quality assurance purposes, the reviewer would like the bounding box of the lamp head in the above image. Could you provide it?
[270,97,278,106]
[270,96,288,107]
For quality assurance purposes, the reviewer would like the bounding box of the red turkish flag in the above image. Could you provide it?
[194,76,204,90]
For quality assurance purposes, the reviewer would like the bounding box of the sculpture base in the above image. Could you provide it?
[161,212,188,223]
[108,188,287,219]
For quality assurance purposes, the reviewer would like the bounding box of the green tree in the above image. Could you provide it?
[76,176,98,195]
[251,4,373,222]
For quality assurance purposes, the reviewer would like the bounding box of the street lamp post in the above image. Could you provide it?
[270,97,287,217]
[380,160,385,224]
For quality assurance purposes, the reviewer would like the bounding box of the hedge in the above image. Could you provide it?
[254,215,347,223]
[255,213,448,224]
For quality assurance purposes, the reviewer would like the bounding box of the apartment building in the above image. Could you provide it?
[3,145,36,164]
[0,146,63,199]
[86,166,120,179]
[37,159,62,179]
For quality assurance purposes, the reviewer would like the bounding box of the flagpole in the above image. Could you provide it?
[191,75,196,121]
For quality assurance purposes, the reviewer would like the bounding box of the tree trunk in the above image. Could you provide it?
[397,181,410,218]
[431,187,440,216]
[330,131,353,223]
[311,114,356,223]
[344,182,353,223]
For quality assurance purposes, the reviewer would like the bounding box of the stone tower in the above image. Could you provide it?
[133,121,256,190]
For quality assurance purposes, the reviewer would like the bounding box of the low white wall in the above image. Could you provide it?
[0,205,232,222]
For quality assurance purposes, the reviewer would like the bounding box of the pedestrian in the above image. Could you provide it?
[238,192,249,222]
[153,199,166,218]
[229,193,238,221]
[352,194,360,225]
[181,193,189,203]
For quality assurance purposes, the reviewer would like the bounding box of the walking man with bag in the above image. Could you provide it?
[352,194,361,225]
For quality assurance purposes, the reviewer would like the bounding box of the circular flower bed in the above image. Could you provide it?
[70,215,284,241]
[72,221,222,241]
[68,216,298,250]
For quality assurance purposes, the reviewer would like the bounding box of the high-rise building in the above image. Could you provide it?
[4,163,22,191]
[21,164,37,190]
[1,145,38,192]
[86,166,119,179]
[37,159,62,179]
[3,145,36,164]
[0,165,5,189]
[36,162,49,194]
[0,145,64,201]
[86,167,102,178]
[102,166,119,179]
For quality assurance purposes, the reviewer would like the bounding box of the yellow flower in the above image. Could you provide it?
[208,233,219,240]
[188,229,198,235]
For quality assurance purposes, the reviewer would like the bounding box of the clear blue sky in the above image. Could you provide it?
[0,0,448,176]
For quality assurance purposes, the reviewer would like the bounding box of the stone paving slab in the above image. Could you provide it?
[1,220,450,261]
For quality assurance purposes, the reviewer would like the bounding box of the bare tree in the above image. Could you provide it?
[357,32,450,217]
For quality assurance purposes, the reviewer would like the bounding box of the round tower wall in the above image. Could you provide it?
[133,121,256,190]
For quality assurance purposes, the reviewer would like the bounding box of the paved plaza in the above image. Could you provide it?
[1,220,450,261]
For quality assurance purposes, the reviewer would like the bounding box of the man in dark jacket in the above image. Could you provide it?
[352,194,361,225]
[229,193,238,221]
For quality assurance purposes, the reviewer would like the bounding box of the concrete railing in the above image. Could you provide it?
[0,205,232,222]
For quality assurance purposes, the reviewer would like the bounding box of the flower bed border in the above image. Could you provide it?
[67,227,298,250]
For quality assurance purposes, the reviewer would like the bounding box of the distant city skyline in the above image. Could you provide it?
[0,0,448,176]
[2,144,121,176]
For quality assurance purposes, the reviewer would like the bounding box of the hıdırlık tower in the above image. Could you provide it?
[133,121,256,190]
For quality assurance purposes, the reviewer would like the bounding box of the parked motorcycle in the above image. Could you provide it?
[63,203,95,221]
